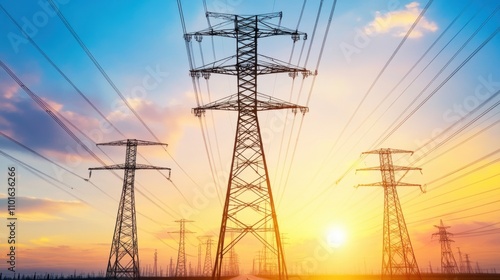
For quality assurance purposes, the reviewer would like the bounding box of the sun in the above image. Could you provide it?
[327,227,347,248]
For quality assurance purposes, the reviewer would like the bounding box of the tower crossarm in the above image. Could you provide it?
[357,166,422,172]
[190,54,312,77]
[206,11,282,23]
[96,139,168,147]
[89,164,171,171]
[193,92,308,116]
[356,182,421,188]
[361,148,414,155]
[185,12,307,40]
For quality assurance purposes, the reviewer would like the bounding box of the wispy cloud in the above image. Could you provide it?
[0,195,86,221]
[0,89,104,163]
[364,2,437,38]
[106,94,197,150]
[0,81,20,112]
[1,81,20,100]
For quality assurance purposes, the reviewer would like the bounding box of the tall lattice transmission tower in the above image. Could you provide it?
[432,220,458,274]
[185,11,311,280]
[170,219,194,277]
[203,236,214,276]
[357,148,422,280]
[89,139,170,280]
[197,238,203,276]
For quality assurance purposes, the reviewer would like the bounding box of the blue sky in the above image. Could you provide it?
[0,0,499,276]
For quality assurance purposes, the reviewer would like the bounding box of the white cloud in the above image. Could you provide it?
[364,1,438,38]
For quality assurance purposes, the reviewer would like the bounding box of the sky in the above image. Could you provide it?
[0,0,499,276]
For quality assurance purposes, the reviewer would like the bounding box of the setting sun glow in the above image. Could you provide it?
[327,227,347,248]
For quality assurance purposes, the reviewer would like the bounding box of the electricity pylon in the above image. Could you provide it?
[197,239,202,276]
[153,250,158,277]
[170,219,194,277]
[465,254,473,273]
[227,240,239,276]
[432,220,458,274]
[203,237,214,276]
[457,247,464,272]
[89,139,170,280]
[357,148,422,280]
[185,11,311,280]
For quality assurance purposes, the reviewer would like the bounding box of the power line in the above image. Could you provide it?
[426,150,500,186]
[1,2,187,204]
[326,0,435,163]
[0,149,76,192]
[419,115,500,167]
[0,4,124,136]
[277,0,337,207]
[177,0,225,206]
[0,130,116,199]
[0,59,182,220]
[46,0,155,141]
[324,0,441,186]
[46,0,196,202]
[372,13,500,148]
[414,92,500,161]
[332,1,474,167]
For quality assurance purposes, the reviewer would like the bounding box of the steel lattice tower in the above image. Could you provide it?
[227,242,239,276]
[465,254,473,273]
[197,238,202,276]
[457,247,464,272]
[89,139,170,280]
[153,250,158,277]
[432,220,458,274]
[185,11,310,280]
[203,237,214,276]
[357,148,422,280]
[170,219,194,277]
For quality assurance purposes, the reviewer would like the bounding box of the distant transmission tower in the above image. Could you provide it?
[153,249,158,277]
[170,219,194,277]
[89,139,170,280]
[197,238,202,276]
[357,148,422,280]
[432,220,458,274]
[203,236,214,276]
[465,254,473,273]
[457,247,464,272]
[169,257,174,276]
[186,11,311,280]
[227,240,239,276]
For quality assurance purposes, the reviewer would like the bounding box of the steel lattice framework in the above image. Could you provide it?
[170,219,194,277]
[203,237,214,276]
[89,139,170,280]
[185,12,311,280]
[357,148,422,280]
[432,219,459,274]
